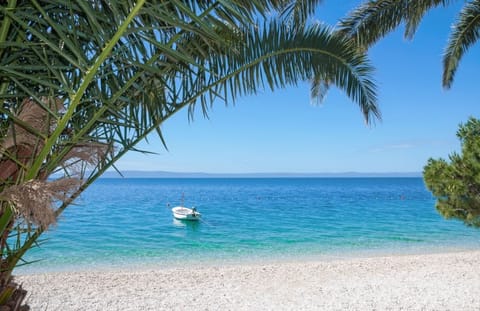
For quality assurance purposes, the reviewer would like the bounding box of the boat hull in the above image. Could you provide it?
[171,206,201,221]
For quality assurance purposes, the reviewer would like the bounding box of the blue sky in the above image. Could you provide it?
[116,1,479,174]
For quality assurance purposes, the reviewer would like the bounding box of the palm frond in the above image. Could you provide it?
[443,0,480,88]
[0,0,381,280]
[277,0,324,29]
[214,22,379,123]
[310,75,330,106]
[404,0,454,38]
[0,0,381,189]
[338,0,452,49]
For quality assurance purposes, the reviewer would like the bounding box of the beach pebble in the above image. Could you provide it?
[17,251,480,311]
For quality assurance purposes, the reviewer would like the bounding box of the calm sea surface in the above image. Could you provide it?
[19,178,480,273]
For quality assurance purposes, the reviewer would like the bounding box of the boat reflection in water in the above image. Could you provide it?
[172,218,201,230]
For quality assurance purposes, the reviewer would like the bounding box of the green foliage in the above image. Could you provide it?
[443,1,480,88]
[424,117,480,227]
[338,0,480,89]
[0,0,381,305]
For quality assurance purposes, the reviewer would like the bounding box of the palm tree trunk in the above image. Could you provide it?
[0,278,29,311]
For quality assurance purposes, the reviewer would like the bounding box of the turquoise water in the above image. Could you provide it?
[19,178,480,272]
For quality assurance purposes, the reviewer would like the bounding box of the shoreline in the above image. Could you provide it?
[18,249,480,310]
[16,243,480,275]
[14,243,480,275]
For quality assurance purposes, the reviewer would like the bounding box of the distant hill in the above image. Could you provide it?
[100,170,422,178]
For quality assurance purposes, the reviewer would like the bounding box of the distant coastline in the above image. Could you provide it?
[100,170,422,178]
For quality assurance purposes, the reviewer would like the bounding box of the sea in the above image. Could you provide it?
[18,177,480,273]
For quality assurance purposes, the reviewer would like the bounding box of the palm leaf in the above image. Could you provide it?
[443,0,480,88]
[0,0,381,283]
[277,0,324,28]
[214,22,379,123]
[338,0,453,49]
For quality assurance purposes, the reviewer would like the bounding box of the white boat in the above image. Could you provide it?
[172,206,201,221]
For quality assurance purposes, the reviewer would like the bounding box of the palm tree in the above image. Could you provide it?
[338,0,480,88]
[0,0,379,308]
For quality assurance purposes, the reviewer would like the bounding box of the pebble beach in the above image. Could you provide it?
[17,250,480,310]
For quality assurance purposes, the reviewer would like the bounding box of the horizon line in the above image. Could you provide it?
[102,170,422,178]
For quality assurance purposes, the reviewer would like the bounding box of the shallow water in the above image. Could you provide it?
[19,178,480,273]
